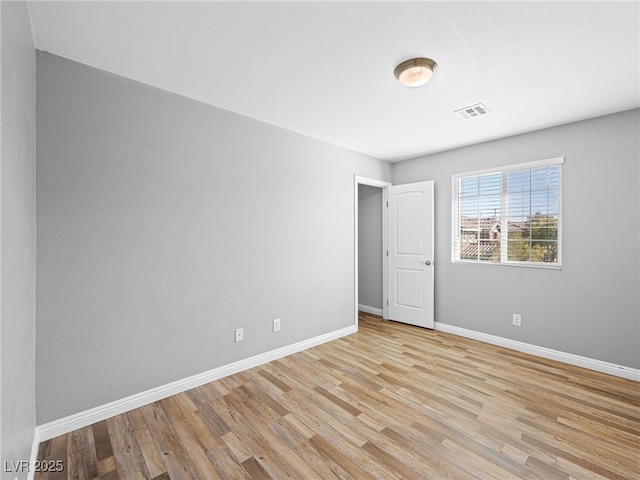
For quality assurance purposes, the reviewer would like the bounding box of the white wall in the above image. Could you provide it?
[1,1,37,476]
[36,52,391,423]
[393,109,640,369]
[358,185,383,310]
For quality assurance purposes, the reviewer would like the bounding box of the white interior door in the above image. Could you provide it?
[387,181,434,329]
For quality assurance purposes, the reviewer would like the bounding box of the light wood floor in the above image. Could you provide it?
[36,312,640,479]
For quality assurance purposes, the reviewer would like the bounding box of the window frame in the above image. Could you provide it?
[451,157,564,269]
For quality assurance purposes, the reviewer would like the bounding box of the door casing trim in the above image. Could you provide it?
[354,175,391,328]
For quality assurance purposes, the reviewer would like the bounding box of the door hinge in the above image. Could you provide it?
[386,201,389,207]
[387,299,389,306]
[386,250,389,257]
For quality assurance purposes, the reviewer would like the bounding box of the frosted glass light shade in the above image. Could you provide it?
[394,58,437,87]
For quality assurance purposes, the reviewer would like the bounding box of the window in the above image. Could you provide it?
[452,157,563,268]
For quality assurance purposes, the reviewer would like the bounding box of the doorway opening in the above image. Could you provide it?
[354,176,390,328]
[354,176,435,330]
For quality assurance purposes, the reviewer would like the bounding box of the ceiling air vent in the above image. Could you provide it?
[454,103,490,119]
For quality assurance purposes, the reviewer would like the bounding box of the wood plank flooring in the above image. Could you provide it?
[36,312,640,479]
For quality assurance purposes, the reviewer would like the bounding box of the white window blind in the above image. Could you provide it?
[452,157,563,268]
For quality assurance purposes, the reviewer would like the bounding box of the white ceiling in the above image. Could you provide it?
[26,1,640,162]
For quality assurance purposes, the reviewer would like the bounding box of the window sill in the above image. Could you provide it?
[452,260,562,270]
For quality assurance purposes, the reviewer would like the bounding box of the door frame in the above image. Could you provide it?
[354,175,391,328]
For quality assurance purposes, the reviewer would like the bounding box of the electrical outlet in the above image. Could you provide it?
[235,328,244,342]
[273,318,281,332]
[512,314,522,327]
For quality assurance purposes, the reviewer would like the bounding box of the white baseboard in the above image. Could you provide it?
[27,427,40,480]
[358,304,383,316]
[435,322,640,382]
[35,320,638,445]
[37,325,357,442]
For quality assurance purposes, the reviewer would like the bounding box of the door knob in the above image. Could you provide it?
[423,260,432,266]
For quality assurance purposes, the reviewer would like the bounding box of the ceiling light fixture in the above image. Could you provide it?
[394,57,438,88]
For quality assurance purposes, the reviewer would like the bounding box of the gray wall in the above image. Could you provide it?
[36,52,391,423]
[358,185,383,310]
[393,109,640,369]
[1,1,37,476]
